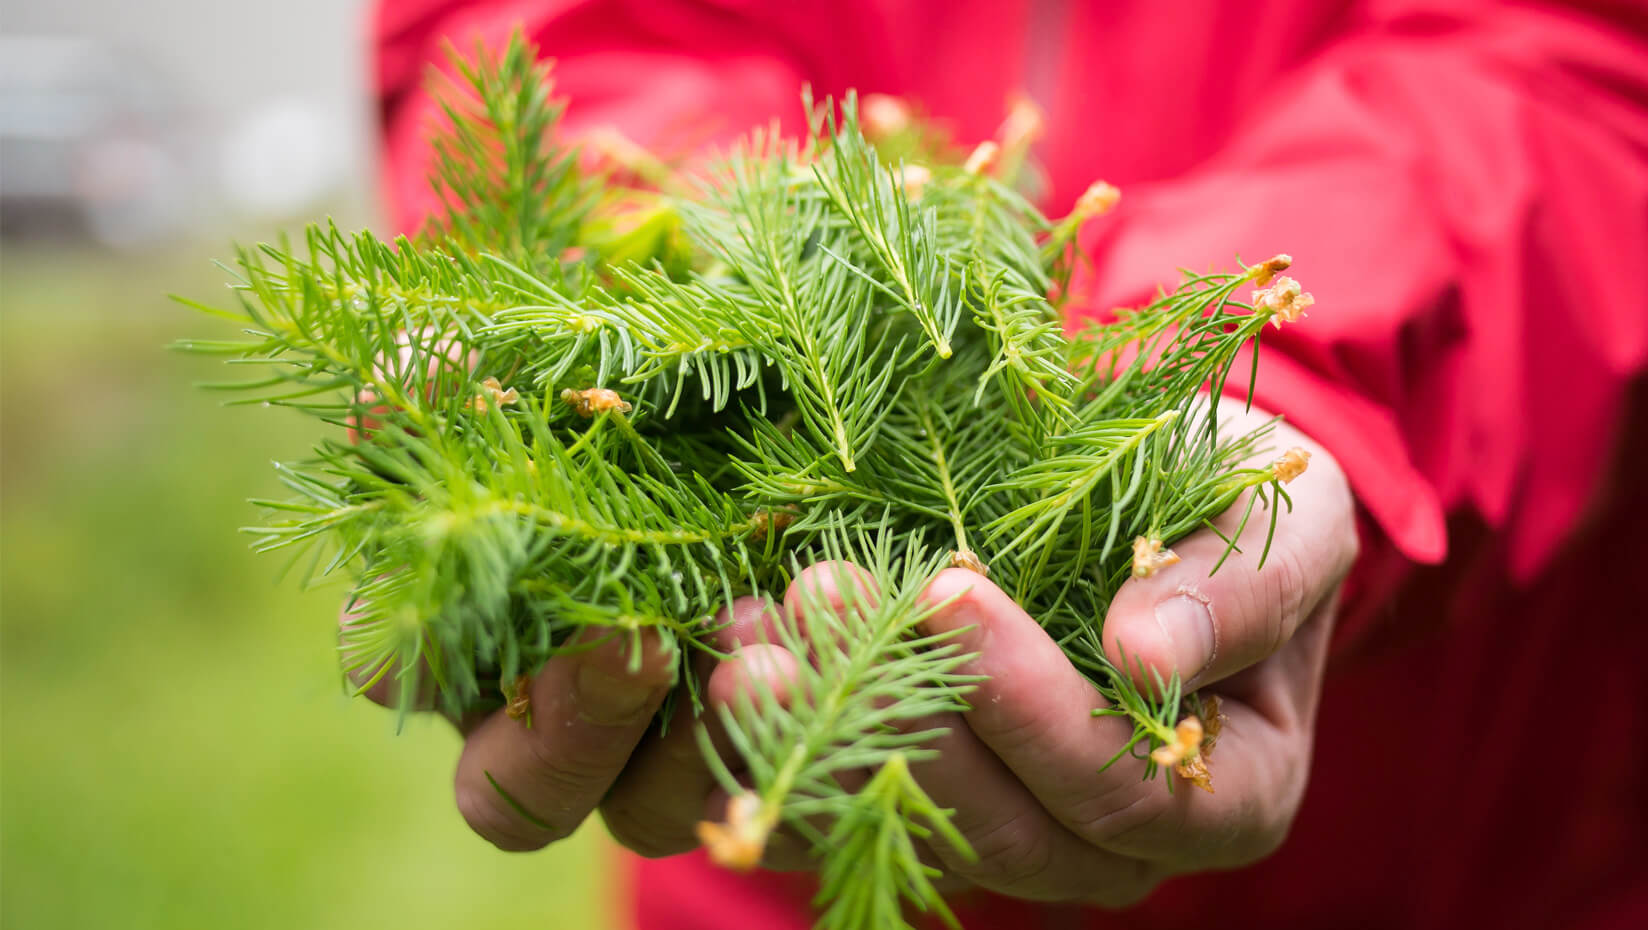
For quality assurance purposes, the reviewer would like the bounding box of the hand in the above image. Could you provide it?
[343,609,680,850]
[342,596,771,855]
[895,410,1356,904]
[350,404,1356,908]
[659,407,1358,905]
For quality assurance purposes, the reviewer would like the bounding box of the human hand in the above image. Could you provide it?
[910,411,1354,904]
[668,408,1357,905]
[348,401,1355,906]
[342,598,783,855]
[343,609,682,850]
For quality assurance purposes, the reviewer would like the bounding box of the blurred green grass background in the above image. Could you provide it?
[1,245,617,929]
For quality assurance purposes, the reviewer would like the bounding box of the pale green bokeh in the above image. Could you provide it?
[1,247,617,930]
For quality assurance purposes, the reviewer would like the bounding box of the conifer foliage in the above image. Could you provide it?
[178,33,1312,930]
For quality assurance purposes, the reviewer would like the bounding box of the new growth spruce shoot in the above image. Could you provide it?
[177,33,1315,930]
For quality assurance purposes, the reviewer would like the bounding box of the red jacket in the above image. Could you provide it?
[373,2,1648,927]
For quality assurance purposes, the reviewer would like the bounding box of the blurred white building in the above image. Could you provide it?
[2,0,375,247]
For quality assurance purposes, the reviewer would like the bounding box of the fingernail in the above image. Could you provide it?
[576,664,653,724]
[1153,595,1215,684]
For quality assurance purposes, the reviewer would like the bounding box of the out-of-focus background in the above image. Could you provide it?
[1,3,616,928]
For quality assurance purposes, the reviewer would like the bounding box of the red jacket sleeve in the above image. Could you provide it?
[1070,3,1648,639]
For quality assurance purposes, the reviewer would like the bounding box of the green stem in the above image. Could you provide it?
[918,404,969,555]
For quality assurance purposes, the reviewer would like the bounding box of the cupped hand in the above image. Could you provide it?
[680,408,1358,905]
[344,602,787,854]
[348,403,1356,910]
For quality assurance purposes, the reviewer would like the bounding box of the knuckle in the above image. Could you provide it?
[1258,541,1311,652]
[968,698,1061,759]
[522,729,609,801]
[960,810,1056,893]
[1070,789,1174,849]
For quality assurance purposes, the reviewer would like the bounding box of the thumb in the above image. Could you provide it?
[1102,433,1357,690]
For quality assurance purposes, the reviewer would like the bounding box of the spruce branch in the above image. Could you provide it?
[424,34,594,264]
[814,753,973,930]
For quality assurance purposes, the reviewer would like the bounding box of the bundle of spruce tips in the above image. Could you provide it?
[176,33,1318,930]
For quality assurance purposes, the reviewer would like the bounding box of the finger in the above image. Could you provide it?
[783,566,1163,904]
[782,561,879,620]
[917,568,1173,849]
[1089,597,1337,866]
[345,392,393,445]
[1103,428,1357,690]
[692,669,1133,890]
[707,643,801,708]
[599,697,720,859]
[601,598,787,858]
[781,560,879,656]
[920,567,1332,868]
[454,629,676,851]
[707,590,789,650]
[1147,593,1338,870]
[904,710,1163,906]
